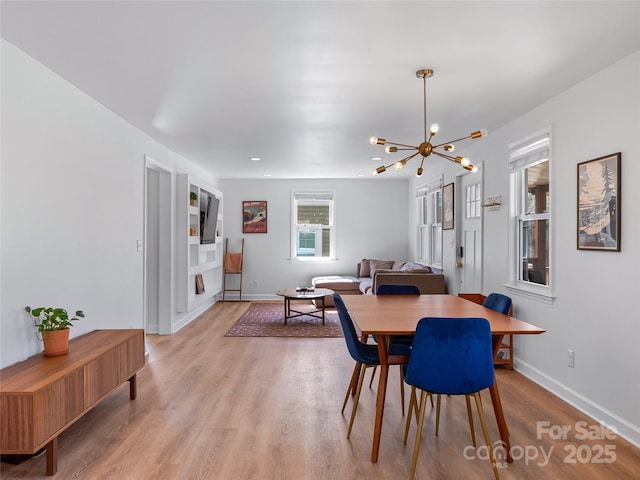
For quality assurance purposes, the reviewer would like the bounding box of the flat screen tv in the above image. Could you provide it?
[200,193,219,244]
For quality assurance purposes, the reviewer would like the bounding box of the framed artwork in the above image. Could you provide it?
[577,152,621,251]
[442,183,454,230]
[243,201,267,233]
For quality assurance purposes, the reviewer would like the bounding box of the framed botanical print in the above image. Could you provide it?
[243,201,267,233]
[442,183,454,230]
[577,152,621,251]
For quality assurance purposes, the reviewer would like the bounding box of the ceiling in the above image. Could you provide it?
[2,1,640,179]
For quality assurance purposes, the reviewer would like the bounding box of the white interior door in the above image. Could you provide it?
[457,168,483,294]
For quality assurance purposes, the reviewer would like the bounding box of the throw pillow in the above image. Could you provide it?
[359,259,371,277]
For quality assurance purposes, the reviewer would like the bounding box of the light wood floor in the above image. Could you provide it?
[2,301,639,479]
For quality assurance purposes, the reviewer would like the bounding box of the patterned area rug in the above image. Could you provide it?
[224,302,343,338]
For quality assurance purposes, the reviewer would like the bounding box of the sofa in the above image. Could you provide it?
[312,259,446,306]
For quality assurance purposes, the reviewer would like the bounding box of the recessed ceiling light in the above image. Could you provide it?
[371,157,383,161]
[357,174,365,177]
[263,174,271,177]
[250,157,261,161]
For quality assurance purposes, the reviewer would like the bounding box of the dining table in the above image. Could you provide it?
[341,294,546,463]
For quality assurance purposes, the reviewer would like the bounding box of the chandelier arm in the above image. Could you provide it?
[399,151,421,163]
[384,141,419,149]
[432,151,458,163]
[432,135,473,148]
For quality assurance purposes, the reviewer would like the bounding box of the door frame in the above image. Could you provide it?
[143,155,173,335]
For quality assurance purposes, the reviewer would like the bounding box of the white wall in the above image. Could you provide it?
[0,40,216,367]
[413,50,640,446]
[218,179,410,299]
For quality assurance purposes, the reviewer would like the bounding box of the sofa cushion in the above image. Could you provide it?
[369,260,394,277]
[358,278,373,295]
[312,275,361,292]
[392,261,407,270]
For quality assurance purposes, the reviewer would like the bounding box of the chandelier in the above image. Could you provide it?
[370,69,487,177]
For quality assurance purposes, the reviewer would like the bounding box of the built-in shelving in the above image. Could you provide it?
[177,174,223,313]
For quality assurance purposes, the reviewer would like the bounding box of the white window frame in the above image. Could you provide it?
[291,189,336,262]
[505,128,554,303]
[416,176,443,268]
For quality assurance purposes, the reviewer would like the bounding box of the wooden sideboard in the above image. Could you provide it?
[0,329,145,475]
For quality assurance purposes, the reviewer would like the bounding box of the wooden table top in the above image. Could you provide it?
[342,294,545,336]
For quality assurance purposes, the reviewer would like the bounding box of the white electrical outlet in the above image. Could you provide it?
[568,350,575,368]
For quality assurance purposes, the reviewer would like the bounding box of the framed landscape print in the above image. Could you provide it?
[442,183,454,230]
[243,201,267,233]
[577,152,621,251]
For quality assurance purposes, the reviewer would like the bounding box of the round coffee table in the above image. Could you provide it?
[275,288,334,325]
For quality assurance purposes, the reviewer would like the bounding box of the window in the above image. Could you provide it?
[508,129,552,300]
[291,189,335,260]
[465,183,482,219]
[416,177,443,268]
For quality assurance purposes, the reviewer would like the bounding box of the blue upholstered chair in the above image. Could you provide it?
[483,292,512,315]
[424,292,514,442]
[484,292,513,369]
[333,293,410,438]
[368,284,421,413]
[403,317,500,480]
[375,283,421,295]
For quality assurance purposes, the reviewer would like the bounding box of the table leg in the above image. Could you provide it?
[45,437,57,475]
[284,297,288,325]
[321,295,326,325]
[371,334,391,463]
[491,334,513,463]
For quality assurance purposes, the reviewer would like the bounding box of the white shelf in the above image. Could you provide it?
[176,174,223,313]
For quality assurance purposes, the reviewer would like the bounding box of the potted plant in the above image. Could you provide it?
[25,306,84,356]
[190,191,198,206]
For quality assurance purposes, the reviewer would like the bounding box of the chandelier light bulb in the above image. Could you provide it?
[373,165,386,175]
[385,146,397,153]
[430,123,440,134]
[416,167,423,177]
[394,160,406,170]
[443,144,454,152]
[480,129,488,137]
[461,157,471,167]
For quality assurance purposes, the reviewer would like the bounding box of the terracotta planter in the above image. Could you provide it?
[42,328,70,356]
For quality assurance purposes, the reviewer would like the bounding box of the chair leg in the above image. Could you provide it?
[435,394,442,436]
[465,395,477,447]
[399,366,405,416]
[473,392,501,480]
[368,365,377,388]
[409,390,429,480]
[346,364,368,438]
[342,362,362,414]
[404,386,417,444]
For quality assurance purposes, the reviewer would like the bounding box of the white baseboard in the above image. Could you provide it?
[515,359,640,448]
[170,297,217,334]
[220,294,280,302]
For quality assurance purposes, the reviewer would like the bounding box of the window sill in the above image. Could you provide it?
[503,282,555,305]
[288,257,339,263]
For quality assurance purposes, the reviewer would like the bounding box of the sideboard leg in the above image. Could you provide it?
[129,374,137,400]
[45,437,57,475]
